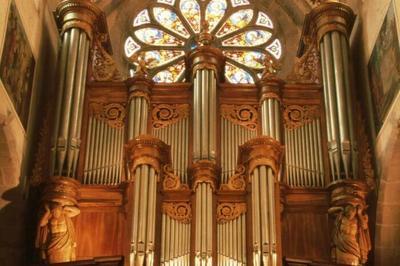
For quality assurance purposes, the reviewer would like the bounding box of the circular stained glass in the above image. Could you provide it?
[126,0,282,84]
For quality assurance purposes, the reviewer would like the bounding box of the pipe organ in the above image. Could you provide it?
[33,1,376,266]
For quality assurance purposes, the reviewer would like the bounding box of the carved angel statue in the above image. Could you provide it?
[329,204,371,265]
[35,202,80,263]
[129,54,155,77]
[260,53,281,79]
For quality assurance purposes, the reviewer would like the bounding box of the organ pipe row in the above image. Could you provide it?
[160,214,191,265]
[130,165,158,265]
[83,116,124,184]
[220,118,257,184]
[153,117,189,184]
[320,31,358,181]
[50,28,90,178]
[217,215,247,265]
[127,96,149,140]
[261,98,282,143]
[284,119,325,187]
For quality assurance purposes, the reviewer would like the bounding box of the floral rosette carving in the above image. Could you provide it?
[220,165,246,191]
[217,203,247,224]
[221,104,258,131]
[162,202,192,224]
[283,104,320,129]
[152,104,189,129]
[90,102,126,128]
[162,164,189,191]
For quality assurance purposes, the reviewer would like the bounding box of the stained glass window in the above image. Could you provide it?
[126,0,283,84]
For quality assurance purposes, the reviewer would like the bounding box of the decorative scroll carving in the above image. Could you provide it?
[216,203,247,224]
[162,164,189,191]
[152,104,190,129]
[288,40,321,84]
[221,105,258,131]
[328,180,371,266]
[191,160,219,191]
[91,36,122,82]
[162,202,192,224]
[220,165,246,191]
[89,102,126,128]
[283,104,320,129]
[125,135,171,177]
[238,136,284,178]
[36,177,80,264]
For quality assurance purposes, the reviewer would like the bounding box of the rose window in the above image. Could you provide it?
[125,0,282,84]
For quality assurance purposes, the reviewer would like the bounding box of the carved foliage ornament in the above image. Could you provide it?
[283,104,320,129]
[162,164,189,191]
[91,36,123,82]
[217,203,247,224]
[89,102,126,128]
[220,165,246,191]
[162,202,192,224]
[288,40,321,84]
[221,104,258,131]
[152,104,190,129]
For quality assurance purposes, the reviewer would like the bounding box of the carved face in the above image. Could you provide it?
[51,203,63,218]
[344,205,356,219]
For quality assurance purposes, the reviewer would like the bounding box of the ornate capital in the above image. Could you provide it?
[125,76,154,103]
[162,164,189,191]
[221,104,258,131]
[187,46,225,81]
[216,202,247,224]
[191,160,219,191]
[257,77,284,104]
[162,202,192,224]
[56,0,102,39]
[125,135,170,177]
[152,104,189,129]
[42,176,80,206]
[238,137,284,178]
[220,165,246,191]
[303,1,355,45]
[328,179,369,208]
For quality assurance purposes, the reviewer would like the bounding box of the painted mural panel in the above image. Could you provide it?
[368,0,400,129]
[0,1,35,129]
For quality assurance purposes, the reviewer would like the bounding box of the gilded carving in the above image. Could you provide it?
[89,102,126,128]
[36,176,80,264]
[162,202,192,224]
[220,165,246,191]
[162,164,189,191]
[221,105,258,131]
[91,37,122,82]
[152,104,190,129]
[328,180,371,265]
[260,53,281,79]
[283,104,320,129]
[288,39,321,84]
[191,160,219,191]
[216,203,247,224]
[125,135,171,178]
[238,136,284,179]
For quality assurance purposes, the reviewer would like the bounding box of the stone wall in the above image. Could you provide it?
[0,0,59,264]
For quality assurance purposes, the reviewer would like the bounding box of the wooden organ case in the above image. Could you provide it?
[32,1,376,266]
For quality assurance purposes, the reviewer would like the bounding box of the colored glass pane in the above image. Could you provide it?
[135,28,184,46]
[157,0,175,5]
[266,39,282,59]
[222,30,272,47]
[153,7,190,38]
[216,9,253,37]
[139,50,185,68]
[153,61,185,82]
[256,11,273,29]
[225,63,254,84]
[224,51,265,69]
[124,37,141,57]
[134,9,150,26]
[230,0,249,7]
[180,0,201,33]
[206,0,227,31]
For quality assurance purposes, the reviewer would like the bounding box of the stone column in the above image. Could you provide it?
[50,0,102,177]
[125,135,170,265]
[187,26,225,265]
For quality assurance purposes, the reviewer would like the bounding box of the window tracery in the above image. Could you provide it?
[125,0,282,84]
